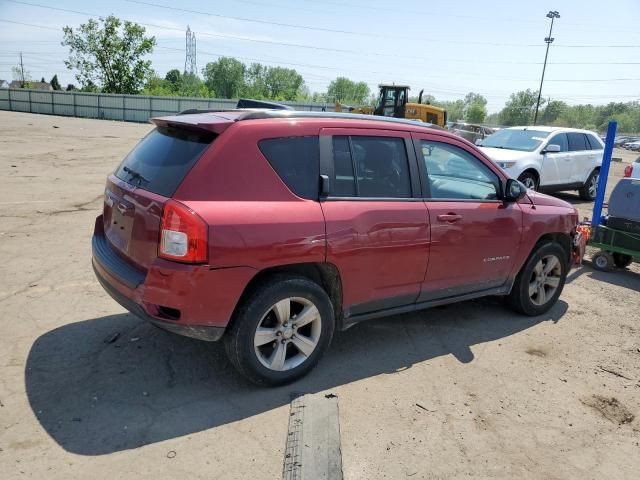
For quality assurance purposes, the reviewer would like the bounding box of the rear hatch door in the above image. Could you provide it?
[103,122,221,271]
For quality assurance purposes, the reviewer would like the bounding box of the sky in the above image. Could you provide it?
[0,0,638,112]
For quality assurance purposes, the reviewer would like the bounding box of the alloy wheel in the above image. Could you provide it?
[588,173,599,198]
[522,177,536,190]
[254,297,322,371]
[528,254,562,306]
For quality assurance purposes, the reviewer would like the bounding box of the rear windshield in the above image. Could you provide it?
[480,129,550,152]
[114,126,215,197]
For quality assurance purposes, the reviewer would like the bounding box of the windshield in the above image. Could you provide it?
[480,129,550,152]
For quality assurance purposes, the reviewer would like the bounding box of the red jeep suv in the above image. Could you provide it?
[92,110,579,385]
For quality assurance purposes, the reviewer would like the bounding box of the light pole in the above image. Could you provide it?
[533,10,560,125]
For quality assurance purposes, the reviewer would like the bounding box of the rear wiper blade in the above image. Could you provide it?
[123,166,149,186]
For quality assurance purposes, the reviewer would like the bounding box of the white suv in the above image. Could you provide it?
[479,126,604,200]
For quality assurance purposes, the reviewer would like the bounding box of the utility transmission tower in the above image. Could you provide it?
[184,26,197,75]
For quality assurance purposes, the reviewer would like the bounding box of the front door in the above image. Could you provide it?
[412,133,523,301]
[541,132,571,186]
[320,128,430,315]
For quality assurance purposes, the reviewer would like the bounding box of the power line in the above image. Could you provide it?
[6,1,640,49]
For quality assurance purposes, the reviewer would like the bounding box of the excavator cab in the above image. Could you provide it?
[373,85,409,118]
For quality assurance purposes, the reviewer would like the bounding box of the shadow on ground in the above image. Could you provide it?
[25,298,567,456]
[567,262,640,292]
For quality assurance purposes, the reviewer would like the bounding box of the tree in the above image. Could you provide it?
[50,74,62,90]
[499,89,541,126]
[327,77,370,104]
[264,66,304,100]
[439,99,464,122]
[463,92,487,123]
[164,69,182,91]
[66,84,76,91]
[11,65,31,87]
[62,15,156,94]
[539,100,567,125]
[202,57,246,98]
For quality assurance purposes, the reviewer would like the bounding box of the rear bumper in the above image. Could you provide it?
[92,261,224,341]
[91,216,256,341]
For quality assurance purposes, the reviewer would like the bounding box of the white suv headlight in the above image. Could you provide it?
[497,161,517,169]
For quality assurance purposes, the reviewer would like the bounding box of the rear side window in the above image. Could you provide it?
[331,136,412,198]
[586,134,603,150]
[259,136,319,200]
[115,126,215,197]
[567,132,588,151]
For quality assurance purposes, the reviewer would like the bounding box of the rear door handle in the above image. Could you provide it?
[437,213,462,223]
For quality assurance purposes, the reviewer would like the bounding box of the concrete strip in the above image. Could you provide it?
[283,393,343,480]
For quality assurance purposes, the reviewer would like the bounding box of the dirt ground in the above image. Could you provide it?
[1,111,639,480]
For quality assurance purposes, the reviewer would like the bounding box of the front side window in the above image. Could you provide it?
[331,136,412,198]
[548,133,568,152]
[419,140,499,200]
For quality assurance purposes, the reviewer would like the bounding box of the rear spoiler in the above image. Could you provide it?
[235,98,293,110]
[150,113,236,134]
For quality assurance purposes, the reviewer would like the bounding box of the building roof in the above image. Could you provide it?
[8,81,52,90]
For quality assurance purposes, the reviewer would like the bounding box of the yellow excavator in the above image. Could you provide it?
[335,84,447,128]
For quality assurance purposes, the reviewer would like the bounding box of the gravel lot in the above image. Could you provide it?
[1,111,639,479]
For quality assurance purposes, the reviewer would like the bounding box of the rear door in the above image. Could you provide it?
[412,133,523,300]
[104,125,216,270]
[583,133,604,182]
[540,133,570,185]
[567,132,592,184]
[319,128,430,315]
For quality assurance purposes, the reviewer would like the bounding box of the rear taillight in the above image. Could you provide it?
[159,200,208,263]
[624,165,633,177]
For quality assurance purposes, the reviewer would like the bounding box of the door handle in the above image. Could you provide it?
[437,213,462,223]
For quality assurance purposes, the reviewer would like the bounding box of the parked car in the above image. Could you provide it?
[624,156,640,179]
[92,110,579,385]
[624,141,640,151]
[478,126,604,200]
[448,122,496,144]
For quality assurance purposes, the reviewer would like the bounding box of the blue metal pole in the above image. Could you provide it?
[591,120,617,226]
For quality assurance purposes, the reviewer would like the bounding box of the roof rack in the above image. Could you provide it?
[234,109,444,129]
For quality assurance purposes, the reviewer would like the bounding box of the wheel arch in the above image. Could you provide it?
[534,232,572,265]
[229,262,344,330]
[518,167,540,185]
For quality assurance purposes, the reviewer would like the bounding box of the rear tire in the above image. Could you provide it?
[592,251,614,271]
[613,252,633,269]
[579,169,599,201]
[224,275,335,386]
[508,242,568,316]
[518,172,538,191]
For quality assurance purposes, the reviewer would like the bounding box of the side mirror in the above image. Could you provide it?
[504,178,527,202]
[542,144,561,154]
[474,139,483,146]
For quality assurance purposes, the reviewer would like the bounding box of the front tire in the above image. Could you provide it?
[224,275,335,386]
[508,242,568,316]
[579,169,599,201]
[518,171,539,191]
